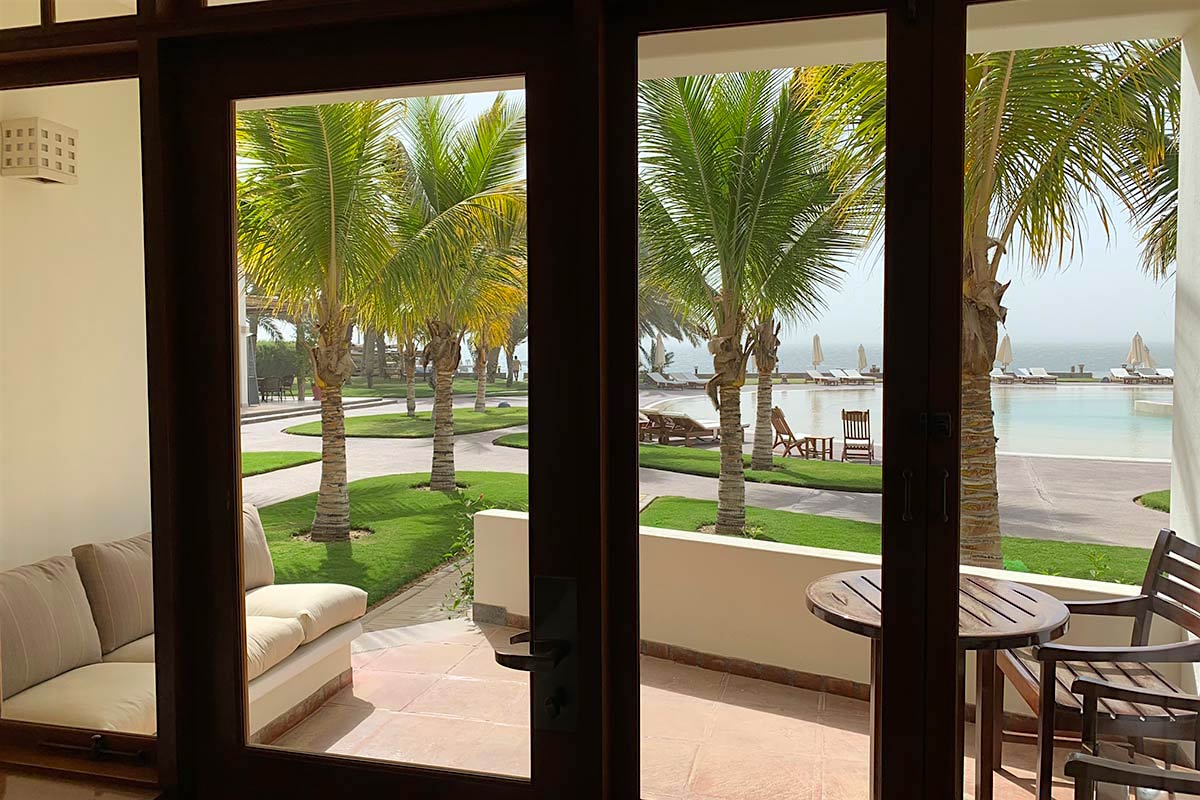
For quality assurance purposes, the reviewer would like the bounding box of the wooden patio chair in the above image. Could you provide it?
[840,410,874,463]
[280,374,296,399]
[771,407,805,457]
[640,410,668,443]
[997,528,1200,800]
[259,376,281,402]
[660,413,720,446]
[1066,677,1200,799]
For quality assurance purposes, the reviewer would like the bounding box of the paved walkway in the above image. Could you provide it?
[240,393,1171,548]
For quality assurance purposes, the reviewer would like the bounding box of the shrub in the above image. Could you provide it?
[256,340,310,379]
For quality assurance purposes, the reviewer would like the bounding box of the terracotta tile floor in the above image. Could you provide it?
[269,620,1080,799]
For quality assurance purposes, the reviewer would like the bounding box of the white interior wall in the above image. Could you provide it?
[0,79,151,570]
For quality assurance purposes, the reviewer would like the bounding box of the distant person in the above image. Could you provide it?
[513,357,521,382]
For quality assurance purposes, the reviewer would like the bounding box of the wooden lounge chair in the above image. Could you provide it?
[640,409,668,442]
[1109,367,1141,384]
[770,406,804,457]
[659,413,721,446]
[1029,367,1058,384]
[990,368,1015,384]
[1157,368,1174,383]
[645,372,678,389]
[669,372,706,389]
[805,369,839,385]
[1137,369,1168,385]
[997,528,1200,800]
[841,410,874,463]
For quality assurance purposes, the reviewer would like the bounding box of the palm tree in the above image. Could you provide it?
[238,101,397,541]
[639,71,851,535]
[804,39,1180,566]
[503,306,527,387]
[385,94,526,491]
[470,291,523,412]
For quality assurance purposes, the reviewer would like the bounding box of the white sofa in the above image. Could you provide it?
[0,504,366,740]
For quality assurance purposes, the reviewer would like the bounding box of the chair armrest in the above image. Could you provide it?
[1071,676,1200,713]
[1065,753,1200,794]
[1035,639,1200,664]
[1064,596,1149,617]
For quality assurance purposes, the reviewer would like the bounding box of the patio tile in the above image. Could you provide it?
[448,643,530,682]
[352,713,529,777]
[363,642,475,674]
[325,670,440,712]
[640,655,729,701]
[688,743,819,800]
[351,650,385,670]
[402,675,530,726]
[817,755,870,800]
[269,704,397,755]
[641,685,720,742]
[707,702,822,757]
[641,736,699,798]
[721,673,822,716]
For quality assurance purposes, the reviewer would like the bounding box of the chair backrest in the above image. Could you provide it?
[280,374,295,388]
[261,376,280,391]
[1137,529,1200,646]
[842,410,870,442]
[1111,368,1129,378]
[1031,368,1049,377]
[806,370,825,381]
[771,406,794,439]
[1159,368,1174,378]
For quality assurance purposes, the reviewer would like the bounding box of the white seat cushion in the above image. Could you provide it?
[103,633,155,663]
[245,583,366,644]
[2,663,156,735]
[245,616,305,681]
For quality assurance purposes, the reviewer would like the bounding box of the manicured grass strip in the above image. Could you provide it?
[286,407,528,438]
[638,496,1150,585]
[258,472,528,606]
[242,451,321,477]
[493,433,881,494]
[343,377,529,399]
[1137,489,1171,513]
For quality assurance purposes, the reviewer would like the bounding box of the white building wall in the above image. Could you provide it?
[0,79,151,569]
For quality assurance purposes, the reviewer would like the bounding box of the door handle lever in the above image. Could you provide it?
[494,631,570,672]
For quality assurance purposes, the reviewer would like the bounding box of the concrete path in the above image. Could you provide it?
[240,394,1171,548]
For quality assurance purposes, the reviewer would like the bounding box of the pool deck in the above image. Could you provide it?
[240,390,1170,549]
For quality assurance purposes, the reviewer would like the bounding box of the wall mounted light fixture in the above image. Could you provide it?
[1,118,79,184]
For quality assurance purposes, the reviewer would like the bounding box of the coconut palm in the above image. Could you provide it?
[470,289,523,412]
[503,306,528,388]
[384,94,526,491]
[639,70,851,535]
[238,101,397,541]
[804,39,1181,565]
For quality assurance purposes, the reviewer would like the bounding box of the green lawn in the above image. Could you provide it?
[1138,489,1171,512]
[493,433,881,493]
[639,496,1151,585]
[242,451,321,477]
[258,472,528,606]
[343,377,529,399]
[287,407,528,438]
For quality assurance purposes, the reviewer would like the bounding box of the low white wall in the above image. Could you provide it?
[0,79,150,570]
[474,510,1184,715]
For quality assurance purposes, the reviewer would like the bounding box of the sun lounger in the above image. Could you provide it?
[1013,368,1034,383]
[805,369,839,385]
[1137,369,1169,384]
[1028,367,1057,384]
[658,413,729,446]
[1157,368,1174,383]
[640,409,669,442]
[831,368,871,385]
[1109,367,1140,384]
[645,372,680,389]
[669,372,706,389]
[990,368,1015,384]
[841,369,876,384]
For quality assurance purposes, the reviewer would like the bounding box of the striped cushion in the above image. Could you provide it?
[72,532,154,655]
[243,504,275,592]
[0,556,103,699]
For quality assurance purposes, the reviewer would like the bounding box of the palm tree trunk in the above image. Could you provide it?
[961,293,1005,567]
[428,323,461,491]
[474,344,487,413]
[504,346,516,388]
[376,334,389,378]
[310,383,350,541]
[294,325,306,401]
[750,319,780,471]
[402,339,417,417]
[716,384,746,535]
[363,328,375,388]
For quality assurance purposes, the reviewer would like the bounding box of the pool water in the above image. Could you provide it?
[654,384,1173,460]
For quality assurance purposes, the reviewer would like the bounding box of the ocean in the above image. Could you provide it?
[649,339,1175,375]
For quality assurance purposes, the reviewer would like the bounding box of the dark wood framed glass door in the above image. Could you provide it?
[140,4,638,798]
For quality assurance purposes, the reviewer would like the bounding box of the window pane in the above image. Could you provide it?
[0,0,39,28]
[54,0,135,22]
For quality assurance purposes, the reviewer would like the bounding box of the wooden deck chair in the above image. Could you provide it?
[841,410,874,463]
[770,407,804,457]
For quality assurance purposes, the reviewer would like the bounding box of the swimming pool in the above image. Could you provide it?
[653,384,1174,460]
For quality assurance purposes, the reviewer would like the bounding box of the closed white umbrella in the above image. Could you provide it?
[812,335,825,368]
[1127,332,1149,369]
[996,334,1013,369]
[857,344,868,371]
[652,334,667,371]
[1145,347,1157,370]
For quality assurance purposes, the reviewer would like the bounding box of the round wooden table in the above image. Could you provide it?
[806,569,1069,800]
